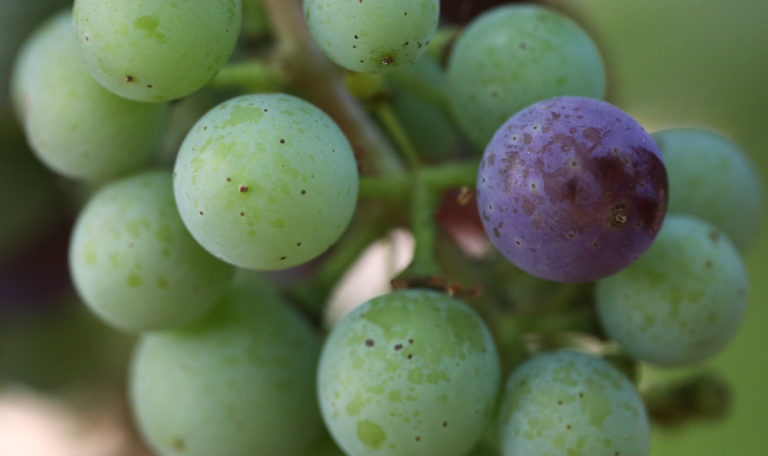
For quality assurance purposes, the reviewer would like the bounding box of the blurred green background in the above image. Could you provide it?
[544,1,768,455]
[1,0,766,455]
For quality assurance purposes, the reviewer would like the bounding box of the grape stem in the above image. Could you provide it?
[376,104,421,169]
[261,0,403,175]
[207,60,288,93]
[359,160,478,201]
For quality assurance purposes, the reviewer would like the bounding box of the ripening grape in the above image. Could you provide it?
[305,0,440,73]
[476,96,668,283]
[317,289,501,456]
[447,4,605,148]
[652,128,764,250]
[173,93,359,270]
[596,215,749,366]
[130,285,322,456]
[18,11,167,180]
[73,0,241,102]
[69,171,234,333]
[499,350,650,456]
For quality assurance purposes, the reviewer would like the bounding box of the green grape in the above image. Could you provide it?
[652,128,764,250]
[0,0,70,111]
[173,93,359,270]
[10,10,70,122]
[388,56,459,160]
[305,0,439,73]
[596,215,749,366]
[69,171,234,333]
[499,350,650,456]
[130,285,322,456]
[317,289,501,456]
[20,11,167,181]
[446,4,605,148]
[73,0,241,102]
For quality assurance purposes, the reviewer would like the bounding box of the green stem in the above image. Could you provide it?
[207,60,287,93]
[261,0,403,175]
[376,104,421,169]
[358,160,478,202]
[405,175,441,277]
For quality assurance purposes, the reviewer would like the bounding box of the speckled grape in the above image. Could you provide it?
[653,128,764,250]
[130,285,322,456]
[447,4,605,148]
[305,0,439,73]
[499,350,650,456]
[173,93,359,270]
[476,96,668,283]
[69,171,234,332]
[596,215,749,366]
[73,0,241,102]
[20,12,167,180]
[317,289,501,456]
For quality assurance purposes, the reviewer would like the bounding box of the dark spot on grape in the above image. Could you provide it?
[240,212,245,216]
[610,204,628,228]
[172,438,185,450]
[239,185,248,193]
[415,436,421,442]
[443,421,448,427]
[301,190,306,195]
[125,75,134,83]
[199,211,204,215]
[579,392,584,398]
[225,177,230,182]
[409,338,414,344]
[394,344,403,350]
[493,227,501,238]
[709,229,721,243]
[407,354,413,359]
[280,256,286,260]
[280,139,286,144]
[382,56,394,65]
[365,339,374,347]
[566,424,572,430]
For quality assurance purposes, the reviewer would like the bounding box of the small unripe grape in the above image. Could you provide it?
[318,289,501,456]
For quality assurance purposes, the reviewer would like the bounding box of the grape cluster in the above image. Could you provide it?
[4,1,763,456]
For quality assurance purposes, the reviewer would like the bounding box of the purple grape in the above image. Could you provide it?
[476,96,668,282]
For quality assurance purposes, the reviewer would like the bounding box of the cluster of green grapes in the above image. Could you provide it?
[5,0,764,456]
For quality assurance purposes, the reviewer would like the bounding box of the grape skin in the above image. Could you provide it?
[596,215,749,366]
[69,171,234,333]
[447,4,605,148]
[317,289,501,456]
[305,0,439,73]
[18,11,167,181]
[173,93,359,270]
[652,128,764,250]
[476,96,668,283]
[130,285,322,456]
[10,10,69,122]
[73,0,241,102]
[499,350,650,456]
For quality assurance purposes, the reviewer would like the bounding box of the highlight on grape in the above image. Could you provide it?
[2,1,764,455]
